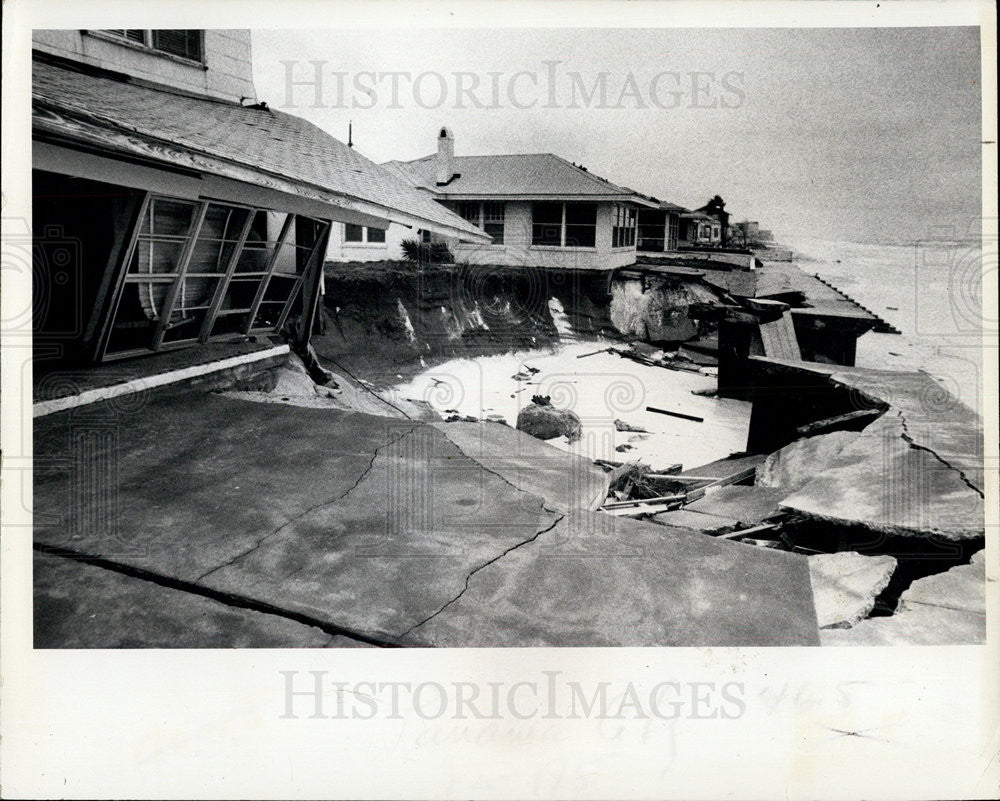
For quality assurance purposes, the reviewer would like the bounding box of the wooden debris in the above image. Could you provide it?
[717,522,781,540]
[795,408,882,437]
[646,405,704,423]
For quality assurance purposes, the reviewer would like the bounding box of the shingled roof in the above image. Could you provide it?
[31,57,489,242]
[384,152,657,205]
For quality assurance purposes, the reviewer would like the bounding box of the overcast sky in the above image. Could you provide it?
[252,27,981,245]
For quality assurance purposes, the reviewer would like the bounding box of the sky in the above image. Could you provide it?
[251,27,982,245]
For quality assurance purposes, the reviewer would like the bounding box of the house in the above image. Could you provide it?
[679,211,723,247]
[637,200,686,254]
[681,196,730,248]
[327,127,658,270]
[31,30,487,367]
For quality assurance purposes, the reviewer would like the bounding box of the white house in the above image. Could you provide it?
[31,31,486,364]
[327,127,658,270]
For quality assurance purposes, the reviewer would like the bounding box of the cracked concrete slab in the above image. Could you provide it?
[431,421,610,511]
[751,359,985,540]
[807,551,897,628]
[820,551,985,645]
[35,388,820,647]
[197,423,561,640]
[402,509,820,647]
[34,550,365,648]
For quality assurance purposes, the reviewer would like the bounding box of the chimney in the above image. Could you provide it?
[435,126,454,186]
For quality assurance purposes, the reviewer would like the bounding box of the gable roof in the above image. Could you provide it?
[384,152,657,206]
[31,57,489,242]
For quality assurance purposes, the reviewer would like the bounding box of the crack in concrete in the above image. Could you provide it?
[194,421,424,583]
[433,427,564,517]
[896,411,984,499]
[400,513,566,639]
[34,542,399,647]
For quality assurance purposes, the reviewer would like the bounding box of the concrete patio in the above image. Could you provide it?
[34,388,820,647]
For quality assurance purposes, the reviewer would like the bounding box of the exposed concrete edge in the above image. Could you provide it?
[33,344,290,418]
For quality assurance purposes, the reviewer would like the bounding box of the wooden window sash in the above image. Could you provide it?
[198,208,256,343]
[242,213,295,335]
[151,201,209,350]
[93,192,151,362]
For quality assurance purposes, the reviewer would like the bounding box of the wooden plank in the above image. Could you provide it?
[681,466,759,504]
[795,408,882,437]
[602,501,684,517]
[646,405,704,423]
[758,310,801,360]
[716,522,781,540]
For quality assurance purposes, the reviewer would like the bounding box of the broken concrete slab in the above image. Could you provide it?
[33,550,362,648]
[34,390,421,581]
[401,509,820,647]
[197,425,563,641]
[432,421,609,512]
[780,413,984,540]
[35,388,821,647]
[807,551,897,628]
[896,550,986,616]
[756,430,861,490]
[750,357,985,541]
[821,552,985,646]
[651,508,740,534]
[685,485,787,527]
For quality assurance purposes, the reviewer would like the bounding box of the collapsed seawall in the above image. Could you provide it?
[314,261,721,385]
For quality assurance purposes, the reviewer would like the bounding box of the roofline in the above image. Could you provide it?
[390,152,657,206]
[32,97,491,244]
[433,192,659,207]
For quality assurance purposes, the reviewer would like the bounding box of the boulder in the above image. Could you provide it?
[756,430,861,490]
[516,403,582,442]
[808,551,897,629]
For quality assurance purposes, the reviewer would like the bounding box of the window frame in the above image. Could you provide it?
[611,203,637,249]
[449,200,506,246]
[343,223,389,246]
[100,193,330,361]
[531,201,597,249]
[89,30,207,68]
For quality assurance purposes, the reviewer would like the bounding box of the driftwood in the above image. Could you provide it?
[646,405,704,423]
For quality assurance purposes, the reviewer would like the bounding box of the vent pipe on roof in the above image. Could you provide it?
[436,126,454,186]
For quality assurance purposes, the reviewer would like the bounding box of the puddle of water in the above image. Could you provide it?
[388,341,752,471]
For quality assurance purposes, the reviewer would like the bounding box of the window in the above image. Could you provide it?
[611,204,637,249]
[344,223,387,244]
[482,202,505,244]
[532,202,597,248]
[565,203,597,247]
[448,200,505,245]
[105,194,329,357]
[98,30,204,63]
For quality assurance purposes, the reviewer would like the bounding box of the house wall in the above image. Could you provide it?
[326,200,638,270]
[326,221,412,262]
[453,201,636,270]
[32,29,256,102]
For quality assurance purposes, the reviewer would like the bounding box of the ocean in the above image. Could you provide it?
[777,234,987,416]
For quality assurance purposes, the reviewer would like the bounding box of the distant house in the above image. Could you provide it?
[679,211,723,247]
[683,196,730,248]
[327,127,658,270]
[31,30,486,365]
